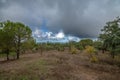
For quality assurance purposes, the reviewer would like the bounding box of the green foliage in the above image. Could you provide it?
[77,45,84,50]
[57,46,64,51]
[99,17,120,58]
[36,42,67,52]
[79,39,93,49]
[68,41,83,51]
[22,37,36,50]
[0,21,15,60]
[0,20,33,60]
[44,43,55,51]
[12,22,32,59]
[93,40,103,50]
[70,45,78,54]
[55,43,65,51]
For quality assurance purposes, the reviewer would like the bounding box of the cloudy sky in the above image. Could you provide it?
[0,0,120,42]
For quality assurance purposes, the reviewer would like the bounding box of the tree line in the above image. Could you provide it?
[0,17,120,61]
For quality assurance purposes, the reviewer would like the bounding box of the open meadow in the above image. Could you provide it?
[0,49,120,80]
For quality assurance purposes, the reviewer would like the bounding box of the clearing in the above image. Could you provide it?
[0,50,120,80]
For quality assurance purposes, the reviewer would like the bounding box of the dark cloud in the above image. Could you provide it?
[0,0,120,38]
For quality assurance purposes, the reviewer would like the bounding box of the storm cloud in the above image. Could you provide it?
[0,0,120,38]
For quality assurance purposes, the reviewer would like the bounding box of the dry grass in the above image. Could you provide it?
[0,50,120,80]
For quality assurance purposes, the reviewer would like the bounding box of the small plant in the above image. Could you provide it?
[78,46,84,50]
[85,46,98,62]
[57,46,64,52]
[85,46,95,54]
[70,46,78,54]
[90,55,98,62]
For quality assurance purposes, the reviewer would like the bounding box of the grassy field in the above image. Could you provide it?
[0,50,120,80]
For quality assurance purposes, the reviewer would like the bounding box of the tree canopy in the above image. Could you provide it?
[79,39,93,49]
[99,17,120,58]
[0,20,33,60]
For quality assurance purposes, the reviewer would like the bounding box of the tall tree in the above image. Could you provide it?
[12,22,32,59]
[0,20,32,59]
[0,21,14,60]
[99,17,120,58]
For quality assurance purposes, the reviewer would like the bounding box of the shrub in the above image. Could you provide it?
[77,45,84,50]
[85,46,98,62]
[56,45,65,52]
[70,46,78,54]
[90,55,98,62]
[85,46,95,54]
[79,39,93,49]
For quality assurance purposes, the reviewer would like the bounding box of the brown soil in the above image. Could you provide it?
[0,50,120,80]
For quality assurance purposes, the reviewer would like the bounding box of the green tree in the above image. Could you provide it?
[0,20,32,59]
[79,39,93,49]
[99,17,120,58]
[12,22,32,59]
[93,40,102,50]
[22,37,36,52]
[0,21,14,60]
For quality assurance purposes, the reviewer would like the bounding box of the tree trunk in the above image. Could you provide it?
[112,52,115,59]
[16,49,20,59]
[16,37,20,59]
[6,49,9,61]
[112,49,115,59]
[111,45,115,59]
[102,47,106,54]
[102,49,105,53]
[39,44,43,55]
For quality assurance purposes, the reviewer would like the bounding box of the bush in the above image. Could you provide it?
[77,45,84,50]
[70,46,78,54]
[85,46,98,62]
[93,41,102,50]
[79,39,93,49]
[90,55,98,62]
[57,46,64,51]
[85,46,95,54]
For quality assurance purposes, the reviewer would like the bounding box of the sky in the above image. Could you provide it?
[0,0,120,42]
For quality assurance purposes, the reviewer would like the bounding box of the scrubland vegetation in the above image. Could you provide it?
[0,18,120,80]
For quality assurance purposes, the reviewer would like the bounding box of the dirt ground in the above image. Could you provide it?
[0,50,120,80]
